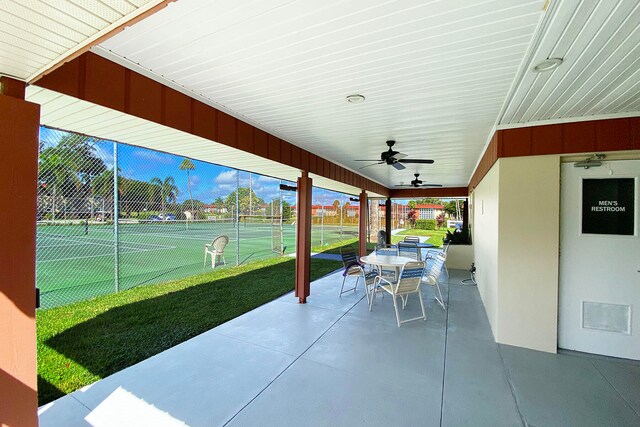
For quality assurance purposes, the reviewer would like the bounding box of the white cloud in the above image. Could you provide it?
[131,149,174,165]
[214,170,237,185]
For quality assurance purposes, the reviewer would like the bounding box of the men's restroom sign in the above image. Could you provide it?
[582,178,635,236]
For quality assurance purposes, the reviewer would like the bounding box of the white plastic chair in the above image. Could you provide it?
[204,235,229,268]
[369,261,427,327]
[423,252,447,309]
[426,241,450,278]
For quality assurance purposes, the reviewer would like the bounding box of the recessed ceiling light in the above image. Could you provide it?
[532,58,563,73]
[346,94,365,104]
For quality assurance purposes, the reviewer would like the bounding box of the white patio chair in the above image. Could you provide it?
[204,235,229,268]
[369,261,427,327]
[423,252,447,309]
[426,241,450,278]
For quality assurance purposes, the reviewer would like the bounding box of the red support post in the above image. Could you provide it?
[358,190,368,257]
[0,77,40,427]
[385,197,392,244]
[295,172,312,303]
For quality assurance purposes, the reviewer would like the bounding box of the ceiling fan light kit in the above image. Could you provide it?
[345,94,365,104]
[395,173,442,188]
[354,140,434,171]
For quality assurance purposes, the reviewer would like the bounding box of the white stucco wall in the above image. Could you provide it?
[471,156,560,353]
[497,156,560,353]
[472,162,500,339]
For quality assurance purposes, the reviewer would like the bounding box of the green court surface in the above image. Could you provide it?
[36,221,357,308]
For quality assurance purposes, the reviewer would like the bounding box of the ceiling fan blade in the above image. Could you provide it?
[398,159,435,164]
[394,152,408,160]
[391,162,406,171]
[354,159,383,162]
[419,184,443,187]
[358,162,382,170]
[394,184,413,187]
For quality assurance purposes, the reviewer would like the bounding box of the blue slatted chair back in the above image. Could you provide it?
[396,261,426,294]
[398,242,420,260]
[375,245,397,256]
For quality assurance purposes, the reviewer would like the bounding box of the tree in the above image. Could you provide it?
[407,200,417,209]
[179,158,196,216]
[443,200,457,218]
[38,134,106,220]
[407,209,418,228]
[416,197,443,205]
[150,176,179,216]
[436,213,445,229]
[225,187,264,215]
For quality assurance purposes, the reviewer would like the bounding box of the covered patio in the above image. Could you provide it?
[38,268,640,426]
[2,1,640,426]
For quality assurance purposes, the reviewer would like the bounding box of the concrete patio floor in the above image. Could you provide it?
[39,268,640,426]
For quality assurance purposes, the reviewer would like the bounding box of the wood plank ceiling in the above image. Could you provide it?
[95,0,547,188]
[0,0,165,82]
[3,0,639,189]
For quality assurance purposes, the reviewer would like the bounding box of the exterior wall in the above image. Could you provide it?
[472,156,560,353]
[497,156,560,353]
[0,90,40,427]
[472,162,500,338]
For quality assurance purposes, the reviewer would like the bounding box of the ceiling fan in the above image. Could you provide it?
[395,173,442,188]
[354,140,434,170]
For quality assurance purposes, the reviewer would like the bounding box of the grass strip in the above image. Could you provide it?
[37,257,341,405]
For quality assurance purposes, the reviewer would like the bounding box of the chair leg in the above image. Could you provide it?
[401,294,408,309]
[203,251,207,268]
[392,296,402,327]
[339,275,347,297]
[435,282,446,310]
[418,291,427,321]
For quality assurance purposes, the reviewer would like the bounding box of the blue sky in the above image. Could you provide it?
[41,127,357,205]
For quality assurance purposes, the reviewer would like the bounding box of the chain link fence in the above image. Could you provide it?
[36,127,302,308]
[310,190,360,250]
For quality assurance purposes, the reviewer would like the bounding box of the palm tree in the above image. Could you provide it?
[152,177,179,217]
[179,158,195,218]
[149,177,163,212]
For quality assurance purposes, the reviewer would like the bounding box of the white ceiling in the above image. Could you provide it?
[4,0,640,189]
[0,0,164,82]
[27,86,376,197]
[96,0,547,188]
[500,0,640,125]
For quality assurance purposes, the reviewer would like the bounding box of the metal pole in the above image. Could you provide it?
[236,170,240,266]
[340,199,343,239]
[113,142,119,293]
[321,196,324,246]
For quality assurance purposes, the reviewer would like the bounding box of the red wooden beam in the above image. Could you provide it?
[0,77,40,427]
[358,190,368,257]
[295,172,312,303]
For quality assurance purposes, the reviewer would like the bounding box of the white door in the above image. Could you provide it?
[559,160,640,360]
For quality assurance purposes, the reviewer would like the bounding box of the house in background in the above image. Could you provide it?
[415,203,444,220]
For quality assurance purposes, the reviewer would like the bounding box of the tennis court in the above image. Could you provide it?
[36,220,357,308]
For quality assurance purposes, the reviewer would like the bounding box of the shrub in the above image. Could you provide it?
[436,213,445,229]
[415,219,436,230]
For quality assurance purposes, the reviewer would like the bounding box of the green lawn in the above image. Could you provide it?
[311,237,376,255]
[391,228,452,247]
[37,256,342,405]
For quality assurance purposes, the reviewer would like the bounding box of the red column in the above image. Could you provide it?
[295,172,312,303]
[358,190,368,257]
[385,198,392,244]
[0,77,40,427]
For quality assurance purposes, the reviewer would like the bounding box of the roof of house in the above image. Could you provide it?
[415,204,444,209]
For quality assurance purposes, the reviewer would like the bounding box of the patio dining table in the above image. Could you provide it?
[360,254,417,277]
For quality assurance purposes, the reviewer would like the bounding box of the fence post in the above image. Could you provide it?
[235,170,240,266]
[113,142,119,292]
